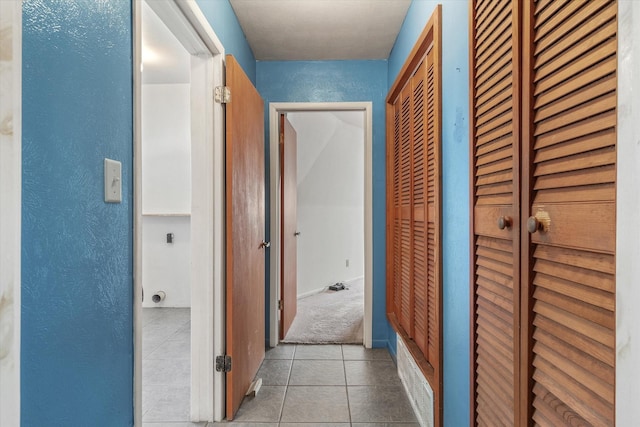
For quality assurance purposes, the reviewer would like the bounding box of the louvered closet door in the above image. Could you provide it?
[524,1,617,425]
[390,54,438,363]
[399,84,413,334]
[391,99,403,328]
[412,60,428,353]
[471,0,521,425]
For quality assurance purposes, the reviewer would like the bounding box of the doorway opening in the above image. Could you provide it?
[133,0,226,423]
[139,1,193,422]
[279,111,365,344]
[269,102,374,348]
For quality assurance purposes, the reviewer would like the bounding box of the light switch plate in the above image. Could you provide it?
[104,158,122,203]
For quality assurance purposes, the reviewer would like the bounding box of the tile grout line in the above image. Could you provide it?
[341,344,354,427]
[278,344,296,425]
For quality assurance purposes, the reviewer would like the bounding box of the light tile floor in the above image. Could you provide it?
[224,344,419,427]
[143,308,192,426]
[143,309,419,427]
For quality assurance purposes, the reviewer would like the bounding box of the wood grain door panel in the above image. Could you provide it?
[525,1,617,424]
[472,1,617,425]
[225,54,265,420]
[280,114,297,340]
[471,0,520,425]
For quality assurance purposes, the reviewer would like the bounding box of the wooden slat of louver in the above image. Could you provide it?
[534,1,611,52]
[525,0,617,425]
[471,0,520,425]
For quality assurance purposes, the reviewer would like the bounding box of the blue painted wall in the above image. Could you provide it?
[21,0,134,425]
[256,60,392,347]
[196,0,257,84]
[388,1,470,426]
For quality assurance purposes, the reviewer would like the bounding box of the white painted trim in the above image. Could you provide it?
[132,2,143,426]
[616,3,640,425]
[268,102,374,348]
[0,2,22,426]
[297,287,328,300]
[134,0,226,423]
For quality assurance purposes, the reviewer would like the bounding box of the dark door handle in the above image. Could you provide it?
[497,216,512,230]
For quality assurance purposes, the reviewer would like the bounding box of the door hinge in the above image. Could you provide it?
[216,355,232,372]
[214,86,231,104]
[278,300,284,310]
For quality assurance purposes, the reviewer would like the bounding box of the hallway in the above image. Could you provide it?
[229,344,418,425]
[141,313,419,426]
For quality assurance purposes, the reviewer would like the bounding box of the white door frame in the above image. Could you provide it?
[133,0,226,423]
[0,2,22,426]
[268,102,373,348]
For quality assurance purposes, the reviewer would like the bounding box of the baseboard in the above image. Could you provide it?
[297,286,328,299]
[344,275,364,284]
[371,338,389,349]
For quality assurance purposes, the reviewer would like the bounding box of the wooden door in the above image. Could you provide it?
[523,1,617,425]
[225,54,265,420]
[471,1,618,426]
[280,114,298,340]
[470,0,521,424]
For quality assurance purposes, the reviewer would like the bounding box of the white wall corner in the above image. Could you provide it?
[0,1,22,426]
[616,2,640,425]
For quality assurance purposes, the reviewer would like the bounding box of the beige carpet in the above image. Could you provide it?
[282,278,364,344]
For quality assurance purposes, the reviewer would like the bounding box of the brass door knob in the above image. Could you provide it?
[497,216,512,230]
[527,216,540,233]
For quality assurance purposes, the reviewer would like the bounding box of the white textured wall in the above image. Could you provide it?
[0,2,21,425]
[288,112,364,296]
[617,2,640,424]
[142,216,191,307]
[142,83,191,214]
[142,83,191,307]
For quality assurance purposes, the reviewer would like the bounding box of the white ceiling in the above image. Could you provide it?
[229,0,412,60]
[141,0,411,83]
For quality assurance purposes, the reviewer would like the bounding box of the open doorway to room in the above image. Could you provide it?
[133,0,226,423]
[279,111,365,344]
[139,1,193,422]
[269,103,373,349]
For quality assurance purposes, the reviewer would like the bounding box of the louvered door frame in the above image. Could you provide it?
[386,5,442,427]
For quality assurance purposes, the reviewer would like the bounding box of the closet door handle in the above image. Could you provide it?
[497,216,512,230]
[527,211,551,234]
[259,240,271,249]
